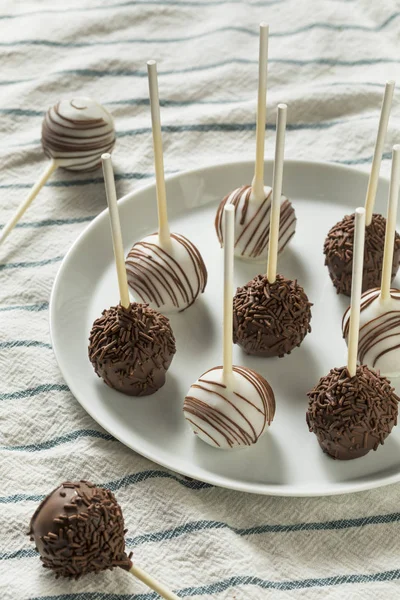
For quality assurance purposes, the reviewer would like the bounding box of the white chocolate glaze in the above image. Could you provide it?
[215,185,297,262]
[42,97,115,171]
[184,365,275,450]
[342,287,400,378]
[125,232,207,314]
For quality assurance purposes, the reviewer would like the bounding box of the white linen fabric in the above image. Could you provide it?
[1,0,400,598]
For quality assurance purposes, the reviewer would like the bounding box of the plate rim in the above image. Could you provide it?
[49,158,399,497]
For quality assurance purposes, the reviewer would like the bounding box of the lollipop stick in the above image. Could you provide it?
[129,564,180,600]
[381,145,400,302]
[223,204,235,380]
[347,207,366,377]
[266,104,287,283]
[251,22,269,202]
[365,80,395,226]
[0,159,58,246]
[101,153,130,309]
[147,60,171,247]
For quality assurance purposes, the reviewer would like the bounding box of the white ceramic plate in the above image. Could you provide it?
[50,160,400,497]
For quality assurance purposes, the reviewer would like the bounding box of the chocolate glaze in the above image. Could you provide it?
[88,303,176,396]
[29,481,132,578]
[307,365,399,460]
[324,213,400,296]
[233,273,312,357]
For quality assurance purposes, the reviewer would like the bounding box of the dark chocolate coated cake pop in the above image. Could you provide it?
[307,365,399,460]
[29,481,132,579]
[89,303,176,396]
[323,213,400,296]
[233,273,312,357]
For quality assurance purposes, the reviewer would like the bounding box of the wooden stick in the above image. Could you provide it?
[147,60,171,247]
[347,207,366,377]
[0,159,58,246]
[381,144,400,302]
[266,104,287,283]
[223,204,235,380]
[251,22,269,202]
[365,80,395,226]
[129,564,180,600]
[101,153,130,309]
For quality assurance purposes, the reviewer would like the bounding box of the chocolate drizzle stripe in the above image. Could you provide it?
[185,417,221,447]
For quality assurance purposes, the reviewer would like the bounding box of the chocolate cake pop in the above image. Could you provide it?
[323,81,398,296]
[29,480,180,599]
[214,24,296,261]
[126,61,207,313]
[233,104,312,358]
[307,365,399,459]
[184,205,275,449]
[88,154,175,396]
[342,146,400,378]
[309,208,399,459]
[0,96,115,247]
[324,212,400,296]
[89,303,176,396]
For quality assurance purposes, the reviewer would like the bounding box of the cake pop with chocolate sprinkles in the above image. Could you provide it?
[323,81,399,296]
[29,481,180,598]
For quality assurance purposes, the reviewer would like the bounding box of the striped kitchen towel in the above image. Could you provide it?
[1,0,400,598]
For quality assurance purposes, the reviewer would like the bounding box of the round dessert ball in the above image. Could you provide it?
[215,185,296,262]
[323,213,400,296]
[342,287,400,378]
[233,273,312,357]
[307,365,399,460]
[184,365,275,449]
[88,303,176,396]
[29,480,132,578]
[42,97,115,172]
[126,232,208,314]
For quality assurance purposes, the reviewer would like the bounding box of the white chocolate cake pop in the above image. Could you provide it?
[184,365,275,449]
[42,97,115,171]
[215,185,296,261]
[125,60,207,314]
[126,232,207,314]
[184,204,275,450]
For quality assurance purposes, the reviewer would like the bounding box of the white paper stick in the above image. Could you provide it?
[251,22,269,202]
[266,104,287,283]
[0,159,58,246]
[223,204,235,380]
[129,564,180,600]
[102,153,130,309]
[347,207,366,377]
[381,145,400,302]
[147,60,171,247]
[365,80,395,226]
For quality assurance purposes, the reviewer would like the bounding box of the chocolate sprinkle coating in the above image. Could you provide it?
[307,365,399,460]
[323,213,400,296]
[233,273,312,357]
[29,480,132,579]
[88,303,176,396]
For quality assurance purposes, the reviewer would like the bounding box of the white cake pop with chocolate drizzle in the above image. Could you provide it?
[126,61,207,313]
[214,24,296,262]
[343,146,400,378]
[184,205,275,450]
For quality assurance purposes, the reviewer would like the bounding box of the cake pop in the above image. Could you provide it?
[0,97,115,246]
[88,154,175,396]
[307,208,399,460]
[343,146,400,378]
[214,23,296,262]
[29,480,179,598]
[324,81,400,296]
[126,61,207,313]
[233,104,312,358]
[184,205,275,449]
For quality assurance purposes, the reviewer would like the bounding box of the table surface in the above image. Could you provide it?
[1,1,400,599]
